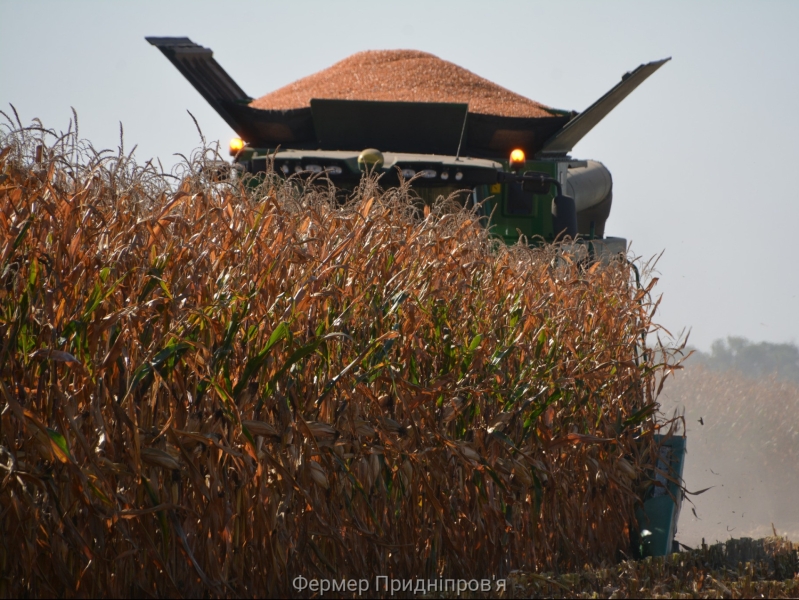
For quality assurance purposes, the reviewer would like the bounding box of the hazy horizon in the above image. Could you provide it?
[660,362,799,546]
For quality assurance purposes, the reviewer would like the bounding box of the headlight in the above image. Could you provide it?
[229,138,245,156]
[509,148,525,169]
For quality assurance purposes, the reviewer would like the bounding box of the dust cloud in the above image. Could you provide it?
[659,361,799,546]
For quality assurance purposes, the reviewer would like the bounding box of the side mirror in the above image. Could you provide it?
[496,170,554,194]
[522,178,551,194]
[521,173,555,194]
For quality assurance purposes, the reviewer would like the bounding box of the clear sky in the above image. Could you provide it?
[2,0,797,351]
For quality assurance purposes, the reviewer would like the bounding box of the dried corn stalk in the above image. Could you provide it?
[0,121,683,597]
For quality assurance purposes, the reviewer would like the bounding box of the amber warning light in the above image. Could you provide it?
[509,148,525,169]
[229,138,245,156]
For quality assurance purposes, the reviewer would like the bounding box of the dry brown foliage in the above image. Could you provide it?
[0,120,680,597]
[505,537,798,599]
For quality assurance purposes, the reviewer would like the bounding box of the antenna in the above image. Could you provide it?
[454,110,468,161]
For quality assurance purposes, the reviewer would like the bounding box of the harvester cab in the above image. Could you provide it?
[146,37,670,253]
[146,36,683,557]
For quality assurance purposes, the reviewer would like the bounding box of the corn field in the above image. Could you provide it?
[1,117,683,597]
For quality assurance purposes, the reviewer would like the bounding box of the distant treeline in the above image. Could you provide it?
[687,337,799,382]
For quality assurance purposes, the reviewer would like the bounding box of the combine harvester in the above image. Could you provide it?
[146,36,685,557]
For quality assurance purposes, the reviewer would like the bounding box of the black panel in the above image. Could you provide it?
[464,113,570,158]
[232,103,570,156]
[310,100,468,154]
[225,105,316,145]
